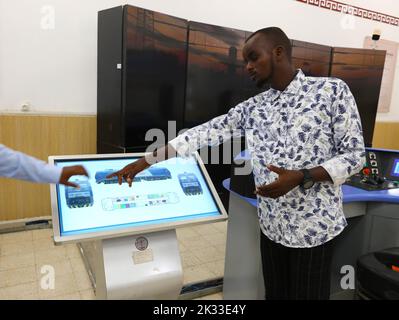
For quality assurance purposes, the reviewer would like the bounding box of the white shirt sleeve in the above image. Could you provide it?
[320,80,366,186]
[0,144,62,184]
[169,101,248,158]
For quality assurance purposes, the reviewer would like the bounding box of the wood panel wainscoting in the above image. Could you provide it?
[0,113,96,222]
[372,122,399,150]
[0,114,397,222]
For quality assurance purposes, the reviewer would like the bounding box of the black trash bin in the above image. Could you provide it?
[356,247,399,300]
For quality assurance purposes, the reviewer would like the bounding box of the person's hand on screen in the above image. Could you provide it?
[107,157,150,187]
[59,165,89,188]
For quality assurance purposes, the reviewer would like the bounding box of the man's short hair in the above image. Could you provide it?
[246,27,292,59]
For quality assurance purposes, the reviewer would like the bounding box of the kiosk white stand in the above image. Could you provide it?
[49,152,227,300]
[78,230,182,300]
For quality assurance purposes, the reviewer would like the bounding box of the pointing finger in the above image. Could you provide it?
[64,181,79,188]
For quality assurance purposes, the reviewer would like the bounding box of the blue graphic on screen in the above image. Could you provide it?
[391,159,399,177]
[54,157,221,237]
[95,167,171,184]
[65,180,93,208]
[178,173,203,195]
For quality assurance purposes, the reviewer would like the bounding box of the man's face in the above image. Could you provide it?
[242,34,274,88]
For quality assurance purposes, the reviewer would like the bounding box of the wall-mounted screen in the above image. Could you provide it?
[49,153,227,244]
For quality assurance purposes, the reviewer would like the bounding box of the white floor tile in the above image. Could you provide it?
[183,265,216,285]
[181,237,213,251]
[69,257,87,274]
[65,244,81,259]
[47,292,81,300]
[202,260,225,278]
[195,292,223,300]
[33,238,57,252]
[79,289,96,300]
[176,227,200,241]
[73,271,93,291]
[192,224,219,236]
[32,229,53,241]
[0,221,229,300]
[202,233,227,246]
[212,221,228,233]
[1,231,33,244]
[0,252,35,271]
[34,247,68,266]
[0,242,35,257]
[180,251,202,268]
[191,246,222,264]
[0,266,36,288]
[0,281,38,300]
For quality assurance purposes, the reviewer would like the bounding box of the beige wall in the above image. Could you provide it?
[0,114,96,221]
[0,114,398,222]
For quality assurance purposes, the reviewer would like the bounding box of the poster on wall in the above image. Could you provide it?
[364,37,399,113]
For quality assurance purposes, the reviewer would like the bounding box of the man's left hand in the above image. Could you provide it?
[255,165,304,199]
[59,165,89,188]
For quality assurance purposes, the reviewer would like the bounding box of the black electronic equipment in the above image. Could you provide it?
[356,247,399,300]
[345,148,399,191]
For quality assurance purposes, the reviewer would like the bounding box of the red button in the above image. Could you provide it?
[362,168,371,175]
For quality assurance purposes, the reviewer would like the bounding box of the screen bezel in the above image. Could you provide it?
[49,152,228,244]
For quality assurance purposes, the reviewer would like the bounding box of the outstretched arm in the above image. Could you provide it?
[108,99,251,186]
[0,144,88,187]
[107,143,177,187]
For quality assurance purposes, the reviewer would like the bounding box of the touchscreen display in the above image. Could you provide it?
[53,156,222,237]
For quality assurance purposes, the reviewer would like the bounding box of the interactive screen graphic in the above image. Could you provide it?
[65,180,94,208]
[391,159,399,177]
[53,156,223,238]
[101,192,180,211]
[95,167,172,184]
[178,173,203,195]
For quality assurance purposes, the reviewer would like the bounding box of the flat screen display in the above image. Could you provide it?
[49,153,227,243]
[390,159,399,177]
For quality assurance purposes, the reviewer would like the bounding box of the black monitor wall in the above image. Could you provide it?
[291,39,332,77]
[123,6,187,148]
[97,6,124,150]
[330,47,386,148]
[184,22,261,209]
[97,5,187,152]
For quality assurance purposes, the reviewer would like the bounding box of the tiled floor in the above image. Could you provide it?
[0,221,227,300]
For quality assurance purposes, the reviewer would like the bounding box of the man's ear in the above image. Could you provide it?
[274,46,284,61]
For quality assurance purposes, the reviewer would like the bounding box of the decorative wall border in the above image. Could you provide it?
[296,0,399,27]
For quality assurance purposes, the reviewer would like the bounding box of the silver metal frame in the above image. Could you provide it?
[49,152,228,244]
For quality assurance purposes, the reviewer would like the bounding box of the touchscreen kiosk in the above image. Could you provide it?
[49,152,227,299]
[49,152,227,244]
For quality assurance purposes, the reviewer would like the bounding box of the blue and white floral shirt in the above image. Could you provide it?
[170,69,366,248]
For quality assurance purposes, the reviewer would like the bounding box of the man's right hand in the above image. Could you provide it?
[106,157,150,187]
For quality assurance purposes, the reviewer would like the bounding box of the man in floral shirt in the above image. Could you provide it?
[110,27,366,300]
